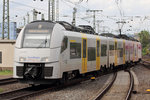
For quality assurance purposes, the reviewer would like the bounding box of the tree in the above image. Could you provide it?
[138,30,150,55]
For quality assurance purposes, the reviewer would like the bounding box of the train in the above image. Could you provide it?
[13,20,142,84]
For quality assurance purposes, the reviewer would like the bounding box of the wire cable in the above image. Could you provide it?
[10,1,47,12]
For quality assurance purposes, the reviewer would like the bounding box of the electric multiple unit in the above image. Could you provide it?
[13,21,142,84]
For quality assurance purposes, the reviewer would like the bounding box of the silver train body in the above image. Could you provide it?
[13,21,142,84]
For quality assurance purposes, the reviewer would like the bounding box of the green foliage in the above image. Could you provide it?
[0,88,3,93]
[138,30,150,55]
[0,70,13,76]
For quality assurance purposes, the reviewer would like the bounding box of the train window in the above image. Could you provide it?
[101,44,107,56]
[97,40,100,57]
[88,47,96,61]
[70,43,81,59]
[125,49,128,55]
[131,45,133,54]
[109,45,114,50]
[118,48,123,57]
[61,37,68,53]
[83,39,87,58]
[23,22,54,48]
[135,48,136,56]
[121,48,123,57]
[109,45,114,56]
[0,52,2,63]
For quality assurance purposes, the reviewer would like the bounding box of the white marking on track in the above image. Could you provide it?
[130,69,139,85]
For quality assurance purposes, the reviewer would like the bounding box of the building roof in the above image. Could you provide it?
[0,40,16,43]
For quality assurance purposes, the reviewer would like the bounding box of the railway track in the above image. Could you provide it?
[0,71,116,100]
[140,59,150,69]
[0,67,135,100]
[93,69,134,100]
[0,78,17,86]
[0,85,54,100]
[93,72,117,100]
[125,70,134,100]
[0,77,89,100]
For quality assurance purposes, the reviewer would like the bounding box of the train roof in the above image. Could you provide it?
[100,33,139,42]
[29,20,139,42]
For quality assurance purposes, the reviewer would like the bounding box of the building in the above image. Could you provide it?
[0,40,15,71]
[0,22,17,40]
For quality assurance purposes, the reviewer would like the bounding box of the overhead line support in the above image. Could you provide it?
[86,9,103,31]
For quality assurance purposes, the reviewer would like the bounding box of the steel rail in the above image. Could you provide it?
[94,72,117,100]
[0,77,88,100]
[125,70,134,100]
[0,78,17,85]
[140,60,150,69]
[0,85,53,100]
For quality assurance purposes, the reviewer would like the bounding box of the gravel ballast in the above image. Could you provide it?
[101,71,130,100]
[131,64,150,100]
[26,74,113,100]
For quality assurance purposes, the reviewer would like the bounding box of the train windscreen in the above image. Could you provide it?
[22,22,55,48]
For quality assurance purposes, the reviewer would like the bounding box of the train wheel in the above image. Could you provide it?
[112,64,115,70]
[60,73,68,84]
[101,66,104,73]
[29,84,35,87]
[104,65,107,72]
[110,64,113,70]
[100,66,103,72]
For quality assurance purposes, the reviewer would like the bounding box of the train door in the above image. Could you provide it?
[129,42,131,61]
[133,43,135,61]
[128,42,130,61]
[137,44,138,61]
[82,39,87,73]
[123,40,125,64]
[114,39,118,66]
[107,39,109,68]
[96,39,100,70]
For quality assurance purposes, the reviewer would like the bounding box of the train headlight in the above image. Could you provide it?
[41,57,49,62]
[19,57,26,62]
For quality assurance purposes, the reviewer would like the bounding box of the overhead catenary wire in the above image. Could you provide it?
[4,0,147,34]
[10,1,47,12]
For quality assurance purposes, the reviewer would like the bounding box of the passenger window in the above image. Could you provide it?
[101,44,107,56]
[70,43,81,59]
[61,36,68,53]
[109,45,114,56]
[135,48,136,56]
[119,48,123,57]
[109,45,114,50]
[97,40,100,57]
[88,47,96,61]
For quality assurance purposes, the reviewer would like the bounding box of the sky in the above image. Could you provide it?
[1,0,150,35]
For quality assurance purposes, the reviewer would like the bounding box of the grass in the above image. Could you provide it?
[0,88,3,93]
[0,70,13,76]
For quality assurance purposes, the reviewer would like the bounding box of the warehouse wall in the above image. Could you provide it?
[0,40,15,71]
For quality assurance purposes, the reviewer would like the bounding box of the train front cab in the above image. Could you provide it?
[13,21,66,84]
